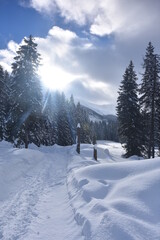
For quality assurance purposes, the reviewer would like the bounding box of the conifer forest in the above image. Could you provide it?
[1,35,159,159]
[0,35,118,149]
[117,42,160,158]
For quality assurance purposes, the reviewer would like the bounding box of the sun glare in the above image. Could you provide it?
[39,64,74,90]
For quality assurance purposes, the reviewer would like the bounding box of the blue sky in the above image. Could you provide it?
[0,0,91,47]
[0,0,54,48]
[0,0,160,114]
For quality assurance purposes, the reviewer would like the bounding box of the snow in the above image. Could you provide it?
[0,140,160,240]
[89,115,102,122]
[94,144,97,150]
[0,142,83,240]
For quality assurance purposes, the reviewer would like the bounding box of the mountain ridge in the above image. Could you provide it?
[82,105,117,122]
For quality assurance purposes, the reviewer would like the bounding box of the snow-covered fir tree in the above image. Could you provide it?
[10,35,42,148]
[56,92,73,146]
[139,42,160,158]
[76,102,91,143]
[3,70,13,141]
[117,61,143,157]
[68,94,77,144]
[156,94,160,155]
[0,65,6,140]
[90,120,118,143]
[42,91,58,145]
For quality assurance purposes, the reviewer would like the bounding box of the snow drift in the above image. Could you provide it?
[68,144,160,240]
[0,141,160,240]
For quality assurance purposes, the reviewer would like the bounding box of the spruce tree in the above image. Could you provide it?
[56,92,73,146]
[117,61,143,157]
[10,35,42,148]
[76,102,91,143]
[68,95,77,143]
[42,91,58,145]
[3,70,12,141]
[156,91,160,155]
[0,65,6,140]
[139,42,160,158]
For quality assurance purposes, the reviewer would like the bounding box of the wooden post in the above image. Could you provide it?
[76,123,81,154]
[24,122,29,149]
[93,144,97,161]
[93,135,97,160]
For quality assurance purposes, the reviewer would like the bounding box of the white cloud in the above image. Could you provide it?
[28,0,160,38]
[48,26,77,42]
[29,0,56,13]
[8,40,19,53]
[0,40,19,72]
[29,0,98,24]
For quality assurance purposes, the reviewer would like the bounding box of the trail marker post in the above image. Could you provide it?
[93,135,97,160]
[76,123,81,154]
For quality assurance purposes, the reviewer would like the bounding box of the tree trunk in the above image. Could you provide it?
[93,147,97,160]
[24,123,29,149]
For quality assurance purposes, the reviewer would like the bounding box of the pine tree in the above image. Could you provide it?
[42,91,58,145]
[0,65,6,140]
[10,35,42,148]
[117,61,143,157]
[156,91,160,155]
[90,121,96,143]
[3,70,12,141]
[76,102,91,143]
[56,92,73,146]
[68,94,77,143]
[139,42,160,158]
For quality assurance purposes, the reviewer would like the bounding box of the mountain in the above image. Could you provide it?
[82,105,117,123]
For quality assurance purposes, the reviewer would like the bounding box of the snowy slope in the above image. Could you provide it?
[0,141,160,240]
[68,143,160,240]
[82,105,117,123]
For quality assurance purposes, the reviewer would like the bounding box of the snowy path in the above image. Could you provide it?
[0,145,84,240]
[23,148,84,240]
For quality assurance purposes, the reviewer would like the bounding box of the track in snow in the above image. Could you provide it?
[0,146,84,240]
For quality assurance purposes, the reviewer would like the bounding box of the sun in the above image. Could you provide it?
[39,64,74,90]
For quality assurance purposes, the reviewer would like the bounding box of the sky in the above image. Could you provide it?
[0,0,160,114]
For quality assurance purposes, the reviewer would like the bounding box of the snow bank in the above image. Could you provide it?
[1,140,160,240]
[68,144,160,240]
[0,142,57,240]
[0,142,45,202]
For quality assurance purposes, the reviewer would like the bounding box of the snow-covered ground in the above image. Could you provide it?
[0,141,160,240]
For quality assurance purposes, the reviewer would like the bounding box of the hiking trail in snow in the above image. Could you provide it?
[0,144,84,240]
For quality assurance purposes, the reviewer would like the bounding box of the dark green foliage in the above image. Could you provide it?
[90,120,118,143]
[0,65,6,140]
[42,91,58,145]
[56,92,73,146]
[10,35,42,148]
[76,102,91,143]
[139,42,160,158]
[68,95,77,144]
[117,61,143,157]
